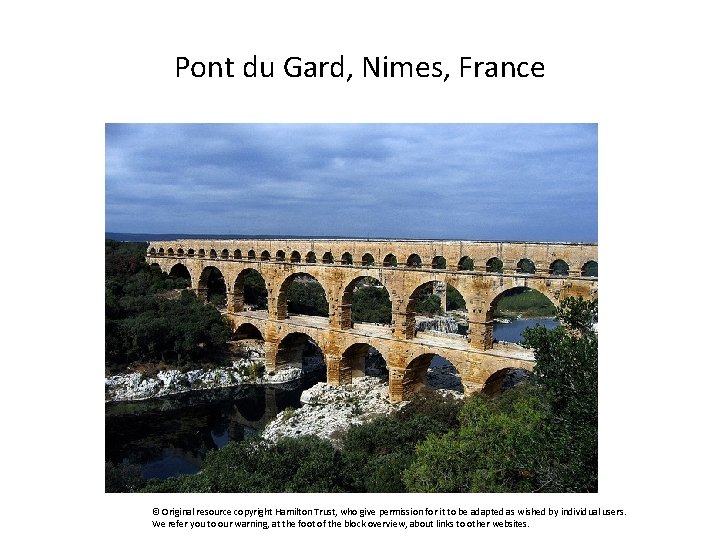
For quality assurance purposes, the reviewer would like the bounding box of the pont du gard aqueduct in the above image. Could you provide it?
[146,239,598,402]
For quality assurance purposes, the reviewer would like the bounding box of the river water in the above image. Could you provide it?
[493,317,559,343]
[105,370,324,480]
[106,318,557,482]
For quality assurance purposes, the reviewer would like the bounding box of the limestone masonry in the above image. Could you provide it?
[146,238,598,402]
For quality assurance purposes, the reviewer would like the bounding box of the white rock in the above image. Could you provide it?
[262,376,404,445]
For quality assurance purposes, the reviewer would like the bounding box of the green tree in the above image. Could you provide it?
[521,296,598,491]
[487,258,504,273]
[287,281,329,316]
[352,285,391,324]
[243,271,268,309]
[403,386,553,492]
[446,286,466,310]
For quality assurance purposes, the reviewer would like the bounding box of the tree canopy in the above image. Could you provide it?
[105,240,231,372]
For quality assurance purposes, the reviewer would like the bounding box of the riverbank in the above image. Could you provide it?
[104,351,325,402]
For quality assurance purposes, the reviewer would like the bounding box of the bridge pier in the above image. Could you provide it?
[264,341,278,373]
[326,354,352,385]
[468,319,493,350]
[462,381,485,396]
[388,367,406,402]
[392,300,416,339]
[196,286,208,302]
[227,289,243,313]
[338,303,353,329]
[433,282,447,312]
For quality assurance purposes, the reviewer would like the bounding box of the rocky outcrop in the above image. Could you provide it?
[261,363,465,445]
[261,376,402,445]
[104,348,325,402]
[415,315,460,334]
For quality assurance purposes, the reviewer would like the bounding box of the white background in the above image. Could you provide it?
[2,1,717,538]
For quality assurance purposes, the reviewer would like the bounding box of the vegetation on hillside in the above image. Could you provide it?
[105,241,231,373]
[494,288,557,318]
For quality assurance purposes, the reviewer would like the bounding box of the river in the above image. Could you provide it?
[493,317,558,343]
[105,370,324,480]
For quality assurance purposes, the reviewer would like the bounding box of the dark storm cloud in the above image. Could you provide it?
[105,124,597,241]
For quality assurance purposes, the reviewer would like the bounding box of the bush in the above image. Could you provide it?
[106,461,146,493]
[403,385,554,492]
[143,473,213,493]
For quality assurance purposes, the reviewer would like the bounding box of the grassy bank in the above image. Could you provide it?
[495,289,556,318]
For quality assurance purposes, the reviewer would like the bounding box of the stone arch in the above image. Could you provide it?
[277,272,329,320]
[220,249,229,259]
[339,276,392,329]
[306,251,317,264]
[187,248,195,257]
[383,253,398,267]
[481,285,559,347]
[488,285,559,314]
[158,247,165,256]
[339,343,388,384]
[516,258,536,274]
[176,248,183,256]
[362,253,375,266]
[149,247,156,256]
[169,262,191,281]
[276,332,325,370]
[486,257,503,273]
[582,260,598,277]
[404,280,468,338]
[232,322,264,341]
[458,256,474,271]
[401,353,434,398]
[290,250,301,263]
[167,248,175,256]
[209,249,217,259]
[341,252,353,265]
[198,248,206,258]
[233,249,242,259]
[549,259,569,276]
[231,268,268,312]
[407,253,422,267]
[400,353,464,400]
[260,250,271,261]
[198,265,227,306]
[481,367,532,397]
[432,256,447,269]
[276,250,286,262]
[247,249,256,260]
[322,251,334,264]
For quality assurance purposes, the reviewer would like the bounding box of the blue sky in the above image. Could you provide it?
[105,124,597,242]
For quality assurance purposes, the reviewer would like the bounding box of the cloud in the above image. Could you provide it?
[105,124,597,241]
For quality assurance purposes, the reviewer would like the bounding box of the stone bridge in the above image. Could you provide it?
[146,239,598,401]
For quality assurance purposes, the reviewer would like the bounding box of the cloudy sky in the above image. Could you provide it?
[105,124,597,242]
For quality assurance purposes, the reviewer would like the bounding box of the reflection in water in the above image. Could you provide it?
[105,370,324,480]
